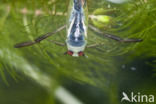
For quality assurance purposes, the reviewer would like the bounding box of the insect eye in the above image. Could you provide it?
[78,51,84,56]
[67,51,73,56]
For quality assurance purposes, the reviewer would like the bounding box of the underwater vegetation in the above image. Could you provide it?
[0,0,156,104]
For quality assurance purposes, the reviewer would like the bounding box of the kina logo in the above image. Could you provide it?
[121,92,154,103]
[121,92,131,102]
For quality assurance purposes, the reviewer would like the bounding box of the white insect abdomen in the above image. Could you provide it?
[66,0,88,40]
[66,0,88,57]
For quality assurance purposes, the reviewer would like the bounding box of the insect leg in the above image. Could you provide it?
[87,43,105,48]
[48,40,65,46]
[14,25,66,48]
[88,25,142,43]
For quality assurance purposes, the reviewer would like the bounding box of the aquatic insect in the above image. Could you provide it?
[14,0,142,57]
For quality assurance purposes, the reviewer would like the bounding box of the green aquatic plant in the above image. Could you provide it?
[0,0,156,104]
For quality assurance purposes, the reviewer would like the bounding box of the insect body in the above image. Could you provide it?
[14,0,142,57]
[66,0,87,57]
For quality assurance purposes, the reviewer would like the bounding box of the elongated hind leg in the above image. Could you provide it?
[88,25,142,43]
[14,25,66,48]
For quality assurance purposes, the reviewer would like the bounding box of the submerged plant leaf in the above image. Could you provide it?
[0,0,156,104]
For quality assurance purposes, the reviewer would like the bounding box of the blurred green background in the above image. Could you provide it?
[0,0,156,104]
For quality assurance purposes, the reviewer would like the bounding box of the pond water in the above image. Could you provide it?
[0,0,156,104]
